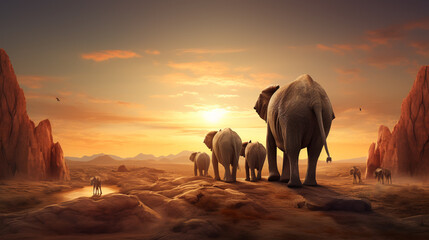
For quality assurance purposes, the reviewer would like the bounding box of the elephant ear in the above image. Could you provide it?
[240,142,249,157]
[254,85,280,121]
[189,152,198,162]
[204,131,218,150]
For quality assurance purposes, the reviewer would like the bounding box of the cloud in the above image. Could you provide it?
[151,91,199,98]
[17,75,63,89]
[81,50,141,62]
[316,44,371,55]
[166,61,282,88]
[215,94,239,98]
[365,17,429,45]
[167,61,229,75]
[363,54,409,69]
[145,49,160,55]
[410,41,429,57]
[176,48,247,55]
[335,68,367,83]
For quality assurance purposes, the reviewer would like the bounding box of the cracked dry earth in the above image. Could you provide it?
[1,163,429,239]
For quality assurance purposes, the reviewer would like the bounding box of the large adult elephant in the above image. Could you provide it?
[204,128,242,182]
[254,74,335,187]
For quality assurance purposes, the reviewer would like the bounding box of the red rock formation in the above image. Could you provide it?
[366,66,429,179]
[0,49,70,180]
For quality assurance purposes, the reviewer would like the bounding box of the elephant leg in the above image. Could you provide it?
[224,164,233,183]
[194,162,198,176]
[231,160,238,182]
[287,147,302,188]
[267,125,280,181]
[199,168,203,176]
[250,167,257,182]
[303,137,323,186]
[212,153,221,181]
[100,186,102,195]
[245,160,250,181]
[257,167,262,180]
[280,151,290,182]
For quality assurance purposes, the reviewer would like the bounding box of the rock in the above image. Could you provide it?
[2,194,161,234]
[366,66,429,178]
[305,197,372,212]
[117,164,129,172]
[171,218,221,238]
[0,49,69,180]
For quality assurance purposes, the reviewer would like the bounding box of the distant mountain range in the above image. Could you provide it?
[66,151,366,165]
[66,150,195,163]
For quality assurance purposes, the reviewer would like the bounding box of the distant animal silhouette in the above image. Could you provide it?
[253,74,334,187]
[359,107,361,111]
[189,152,210,176]
[90,176,102,196]
[56,97,60,102]
[241,140,266,182]
[374,168,392,184]
[374,168,384,184]
[349,166,362,184]
[383,168,392,184]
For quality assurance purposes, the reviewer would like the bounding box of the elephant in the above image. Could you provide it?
[204,128,242,182]
[90,176,102,196]
[254,74,335,187]
[374,168,384,184]
[349,166,362,184]
[240,140,266,182]
[189,152,210,176]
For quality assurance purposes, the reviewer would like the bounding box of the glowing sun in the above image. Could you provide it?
[202,108,227,123]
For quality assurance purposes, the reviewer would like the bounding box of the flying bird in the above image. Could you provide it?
[56,97,60,102]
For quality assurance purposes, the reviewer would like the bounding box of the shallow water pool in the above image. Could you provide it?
[59,185,119,201]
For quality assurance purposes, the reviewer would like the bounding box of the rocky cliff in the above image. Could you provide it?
[0,49,69,180]
[366,66,429,178]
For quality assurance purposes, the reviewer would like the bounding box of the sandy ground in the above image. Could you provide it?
[1,160,429,239]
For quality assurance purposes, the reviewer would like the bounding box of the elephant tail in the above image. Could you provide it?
[313,104,332,163]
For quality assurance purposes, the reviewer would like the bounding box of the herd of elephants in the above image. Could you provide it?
[188,74,393,187]
[90,74,393,194]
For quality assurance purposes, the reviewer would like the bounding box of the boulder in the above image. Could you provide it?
[366,66,429,178]
[117,164,129,172]
[0,49,69,180]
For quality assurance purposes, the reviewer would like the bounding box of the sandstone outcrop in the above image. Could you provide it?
[0,48,69,180]
[366,66,429,178]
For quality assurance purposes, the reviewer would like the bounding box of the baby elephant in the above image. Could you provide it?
[241,140,266,182]
[90,176,102,196]
[189,152,210,176]
[349,166,362,184]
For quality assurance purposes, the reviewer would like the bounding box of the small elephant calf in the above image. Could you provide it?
[241,140,266,182]
[349,166,362,184]
[189,152,210,176]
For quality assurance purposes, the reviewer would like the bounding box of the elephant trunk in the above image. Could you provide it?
[313,104,332,162]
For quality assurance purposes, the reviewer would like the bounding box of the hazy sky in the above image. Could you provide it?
[1,0,429,159]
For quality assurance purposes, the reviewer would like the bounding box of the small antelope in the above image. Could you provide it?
[90,176,102,196]
[349,166,362,184]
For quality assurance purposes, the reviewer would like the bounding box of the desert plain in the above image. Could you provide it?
[1,159,429,240]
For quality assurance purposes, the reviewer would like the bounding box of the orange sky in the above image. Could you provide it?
[1,1,428,159]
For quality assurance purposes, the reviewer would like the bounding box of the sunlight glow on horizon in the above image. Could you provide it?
[202,108,228,124]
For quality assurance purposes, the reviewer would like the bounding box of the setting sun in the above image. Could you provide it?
[202,108,227,123]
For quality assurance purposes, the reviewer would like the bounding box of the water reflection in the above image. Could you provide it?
[59,186,119,201]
